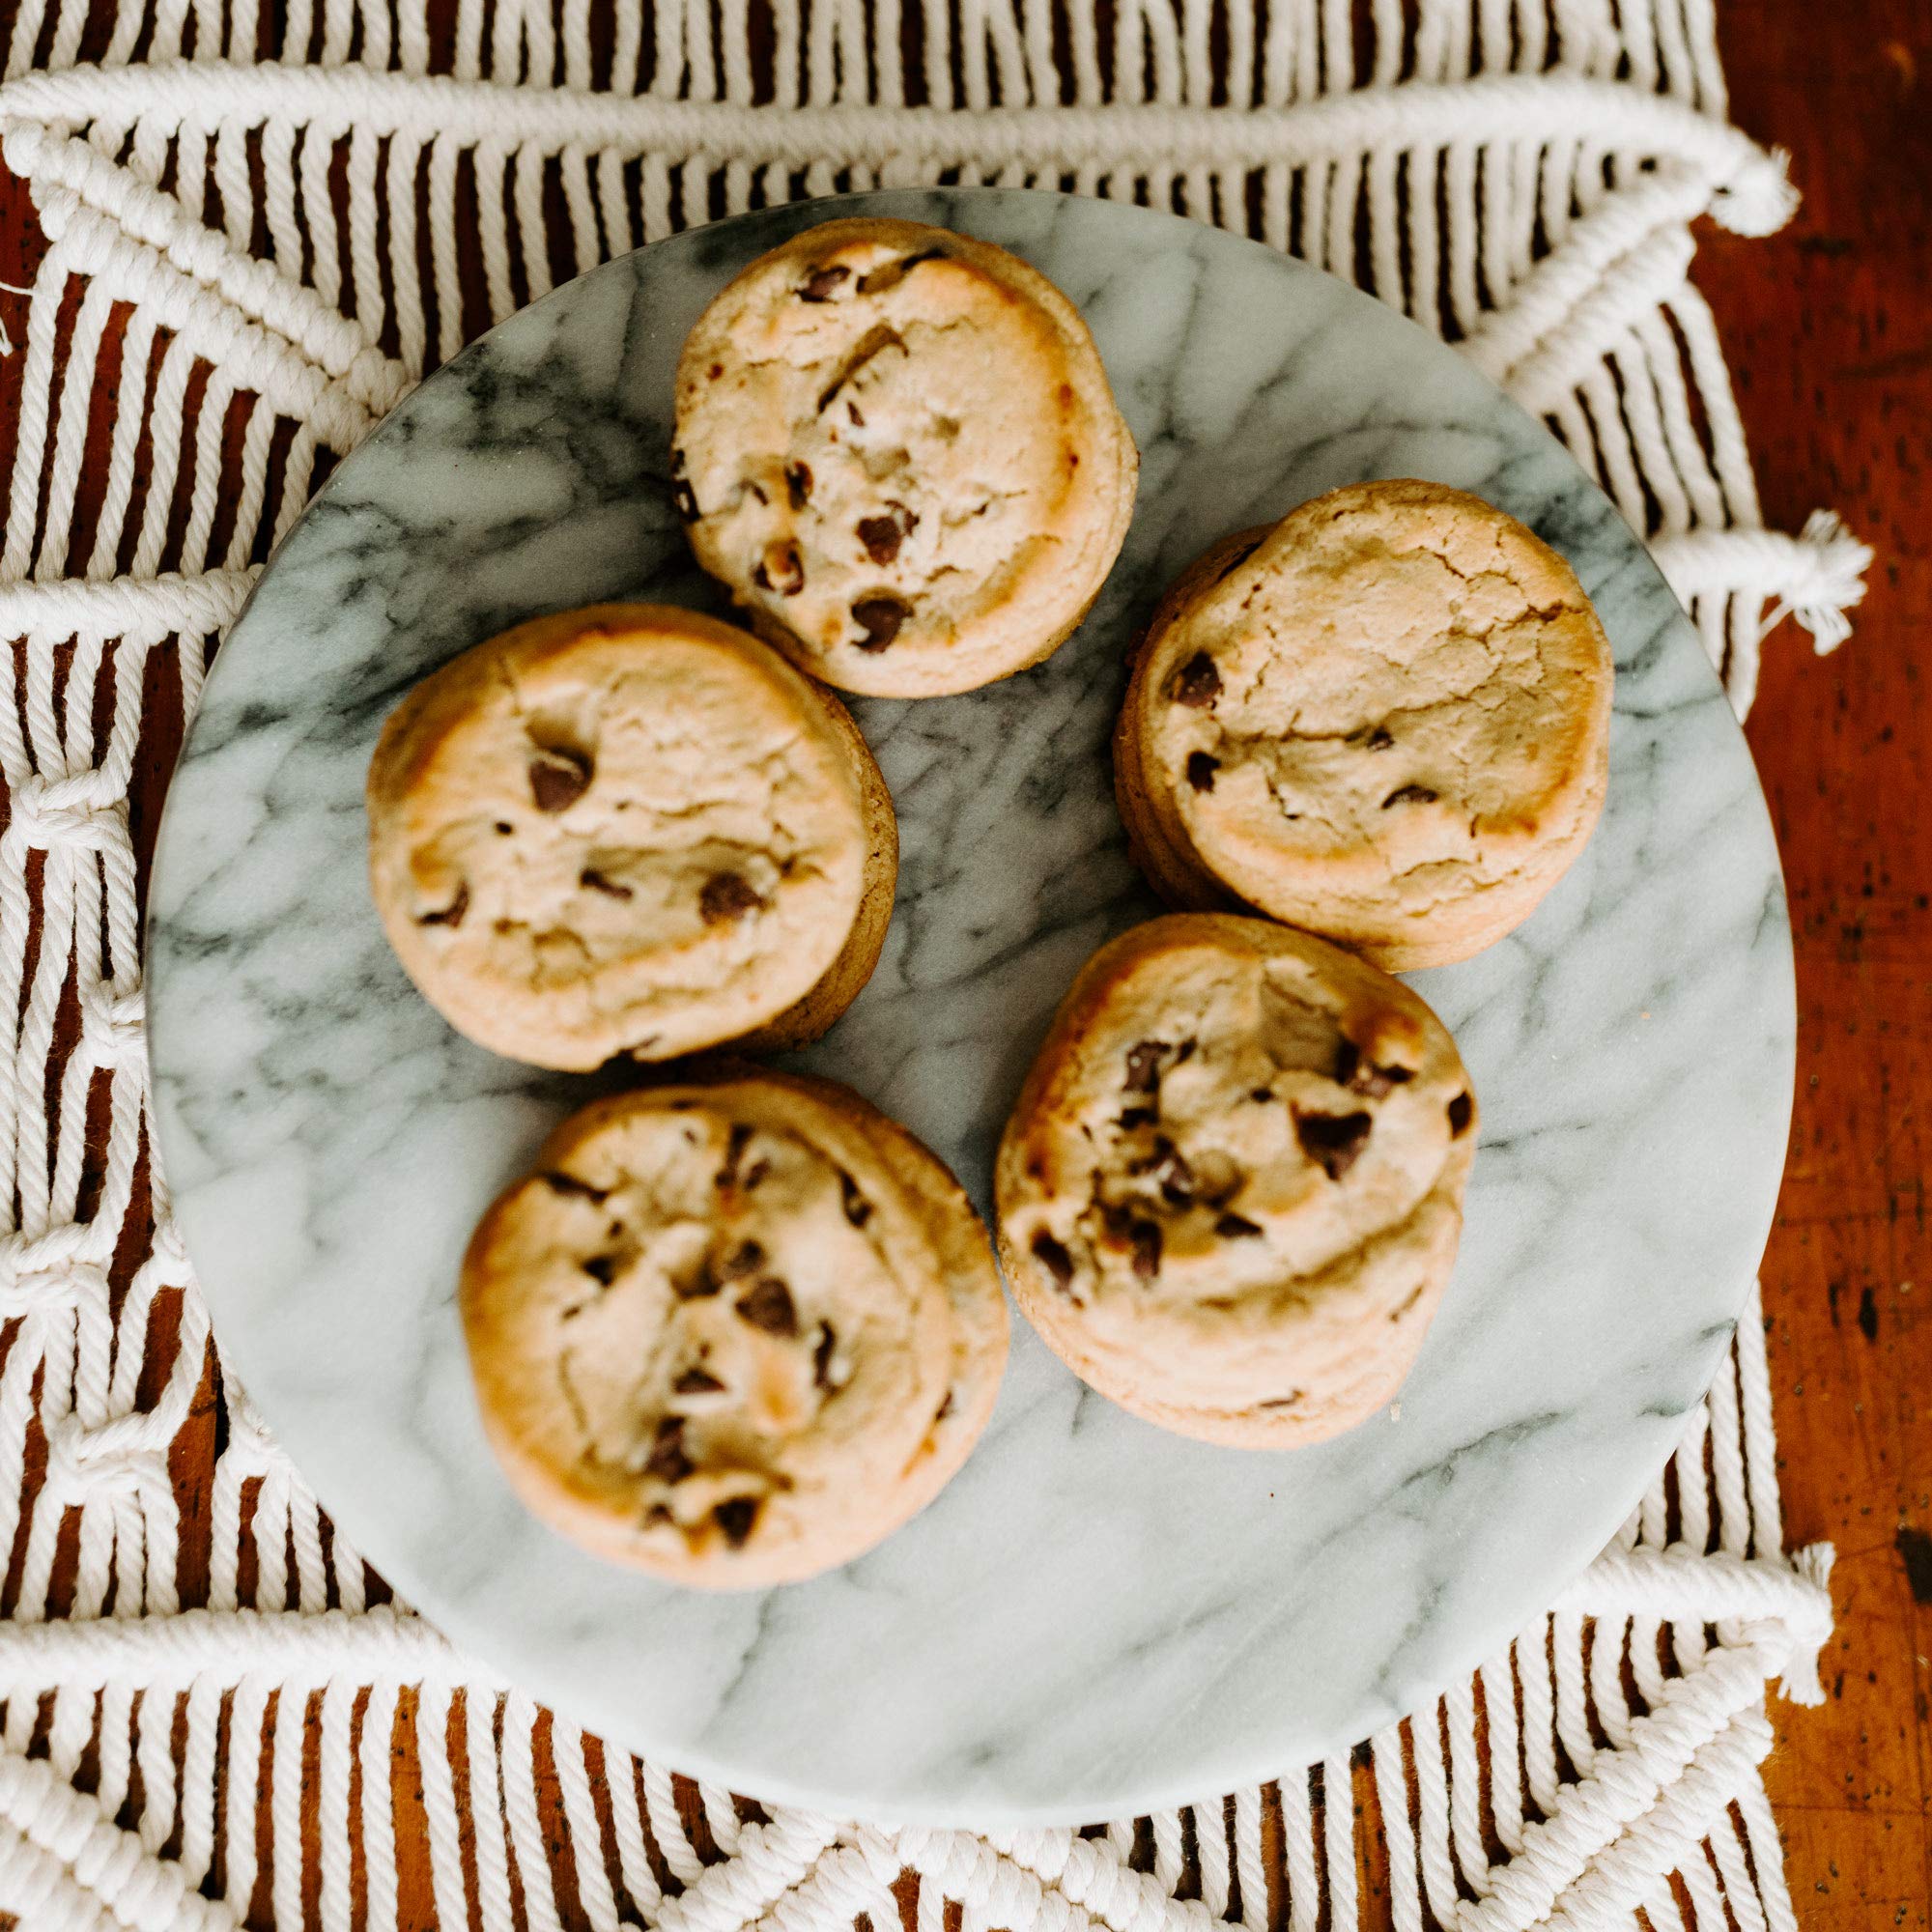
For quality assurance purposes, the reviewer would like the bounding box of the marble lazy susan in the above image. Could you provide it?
[148,189,1795,1827]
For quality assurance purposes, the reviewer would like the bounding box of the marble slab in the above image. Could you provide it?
[146,189,1795,1827]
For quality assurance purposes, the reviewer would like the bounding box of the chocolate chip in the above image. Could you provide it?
[736,1276,798,1336]
[857,502,916,566]
[644,1418,692,1483]
[800,265,850,300]
[715,1240,765,1282]
[1333,1039,1414,1098]
[847,401,865,427]
[1105,1206,1163,1281]
[1363,725,1395,751]
[934,1389,954,1423]
[713,1496,759,1548]
[529,746,591,812]
[676,1261,724,1299]
[1295,1110,1374,1181]
[812,1321,839,1389]
[1119,1107,1157,1131]
[784,461,813,509]
[1123,1040,1171,1093]
[1448,1093,1474,1137]
[754,540,805,597]
[1170,653,1222,707]
[1249,1087,1273,1103]
[1130,1136,1192,1204]
[417,883,469,927]
[700,872,762,924]
[858,515,903,564]
[1156,1142,1195,1207]
[857,247,945,294]
[582,1253,620,1286]
[581,868,633,900]
[851,596,906,653]
[1382,783,1439,809]
[1031,1232,1075,1289]
[1215,1212,1263,1238]
[839,1173,872,1228]
[741,1158,771,1190]
[719,1122,753,1187]
[543,1172,607,1201]
[1185,752,1220,792]
[495,822,512,835]
[672,1365,725,1394]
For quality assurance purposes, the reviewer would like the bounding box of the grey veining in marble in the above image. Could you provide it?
[146,190,1794,1826]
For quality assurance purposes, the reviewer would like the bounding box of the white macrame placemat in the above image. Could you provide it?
[0,0,1869,1925]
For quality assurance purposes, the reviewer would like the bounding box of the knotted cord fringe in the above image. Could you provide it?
[0,0,1857,1925]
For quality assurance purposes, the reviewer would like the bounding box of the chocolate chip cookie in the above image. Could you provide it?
[461,1067,1009,1586]
[367,604,895,1070]
[1115,480,1614,970]
[995,914,1476,1447]
[672,217,1138,697]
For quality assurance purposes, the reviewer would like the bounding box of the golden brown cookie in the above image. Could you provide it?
[996,914,1476,1447]
[672,217,1138,697]
[461,1068,1009,1586]
[1115,481,1613,970]
[367,604,895,1070]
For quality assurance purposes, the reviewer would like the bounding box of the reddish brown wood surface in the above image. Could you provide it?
[1700,6,1932,1924]
[0,2,1928,1924]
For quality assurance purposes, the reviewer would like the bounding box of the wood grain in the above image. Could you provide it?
[0,1,1927,1922]
[1700,6,1932,1924]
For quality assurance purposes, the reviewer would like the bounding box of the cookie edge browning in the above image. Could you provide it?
[1012,1193,1463,1448]
[365,603,886,1071]
[993,911,1477,1448]
[1116,482,1615,971]
[460,1065,1009,1588]
[1114,526,1273,918]
[673,217,1139,699]
[731,679,898,1053]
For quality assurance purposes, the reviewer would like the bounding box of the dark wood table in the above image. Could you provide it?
[1698,7,1932,1923]
[0,1,1926,1923]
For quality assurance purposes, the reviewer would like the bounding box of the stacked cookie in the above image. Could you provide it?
[367,212,1615,1587]
[463,1069,1008,1585]
[1000,481,1612,1445]
[367,219,1137,1587]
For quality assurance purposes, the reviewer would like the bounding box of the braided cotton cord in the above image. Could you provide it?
[0,0,1857,1926]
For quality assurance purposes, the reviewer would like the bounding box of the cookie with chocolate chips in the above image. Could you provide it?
[1114,481,1614,970]
[367,604,896,1069]
[461,1067,1009,1587]
[995,914,1477,1448]
[671,217,1138,697]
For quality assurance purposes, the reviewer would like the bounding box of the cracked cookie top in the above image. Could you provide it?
[672,217,1137,697]
[1119,480,1613,970]
[995,914,1476,1445]
[366,604,875,1070]
[461,1070,1009,1586]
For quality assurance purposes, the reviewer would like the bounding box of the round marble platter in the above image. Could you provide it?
[147,188,1794,1828]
